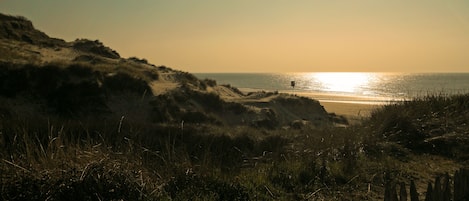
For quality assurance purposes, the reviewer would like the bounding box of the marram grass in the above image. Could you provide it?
[1,93,469,200]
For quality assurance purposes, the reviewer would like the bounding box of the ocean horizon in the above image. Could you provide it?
[195,72,469,105]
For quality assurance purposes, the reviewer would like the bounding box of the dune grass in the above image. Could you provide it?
[0,110,374,200]
[1,93,468,200]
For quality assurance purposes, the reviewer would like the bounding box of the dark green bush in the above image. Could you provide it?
[72,39,120,59]
[102,73,151,95]
[48,81,107,116]
[204,78,217,87]
[128,56,148,64]
[0,65,29,97]
[182,111,219,124]
[30,65,66,97]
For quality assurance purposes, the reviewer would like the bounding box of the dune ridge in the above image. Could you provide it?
[0,13,344,129]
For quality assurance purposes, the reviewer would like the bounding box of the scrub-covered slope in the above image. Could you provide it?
[0,13,341,128]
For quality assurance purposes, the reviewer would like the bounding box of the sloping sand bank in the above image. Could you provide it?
[281,91,392,117]
[239,88,389,119]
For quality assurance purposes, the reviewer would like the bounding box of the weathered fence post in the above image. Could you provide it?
[423,174,452,201]
[410,180,419,201]
[454,169,461,200]
[433,176,442,201]
[384,182,391,201]
[392,184,399,201]
[385,182,399,201]
[400,182,407,201]
[442,173,451,201]
[384,168,469,201]
[454,168,469,201]
[424,181,433,201]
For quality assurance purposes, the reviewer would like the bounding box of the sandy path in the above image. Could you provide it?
[320,101,380,117]
[149,72,179,95]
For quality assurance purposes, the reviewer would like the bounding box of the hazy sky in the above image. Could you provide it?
[1,0,469,72]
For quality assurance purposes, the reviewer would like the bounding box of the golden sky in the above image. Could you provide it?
[2,0,469,72]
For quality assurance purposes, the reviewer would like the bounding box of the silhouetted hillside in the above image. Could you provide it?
[0,13,65,47]
[0,13,338,128]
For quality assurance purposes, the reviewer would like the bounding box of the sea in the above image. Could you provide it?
[194,73,469,105]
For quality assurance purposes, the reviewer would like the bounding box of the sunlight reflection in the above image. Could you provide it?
[310,72,373,93]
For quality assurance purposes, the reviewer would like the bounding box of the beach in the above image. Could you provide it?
[284,91,385,118]
[238,88,385,119]
[319,101,380,123]
[197,72,469,119]
[239,88,385,118]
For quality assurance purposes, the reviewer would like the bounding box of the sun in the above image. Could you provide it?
[310,72,373,93]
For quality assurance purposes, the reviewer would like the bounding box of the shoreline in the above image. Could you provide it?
[282,91,387,118]
[239,88,388,118]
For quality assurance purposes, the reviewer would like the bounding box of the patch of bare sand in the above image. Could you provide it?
[319,101,379,117]
[207,85,244,100]
[149,72,179,95]
[32,45,79,63]
[320,101,380,123]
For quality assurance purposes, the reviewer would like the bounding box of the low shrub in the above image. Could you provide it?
[0,64,29,97]
[221,84,245,96]
[102,72,151,95]
[204,78,217,87]
[72,39,120,59]
[128,56,149,64]
[48,81,107,116]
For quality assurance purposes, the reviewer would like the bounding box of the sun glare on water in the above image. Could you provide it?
[310,72,373,93]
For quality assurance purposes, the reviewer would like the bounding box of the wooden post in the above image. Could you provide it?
[410,180,419,201]
[384,182,391,201]
[384,168,469,201]
[442,173,450,201]
[424,181,433,201]
[392,184,399,201]
[454,170,461,200]
[454,168,469,201]
[434,176,441,201]
[400,182,407,201]
[385,182,398,201]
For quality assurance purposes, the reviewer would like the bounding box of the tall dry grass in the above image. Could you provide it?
[1,93,468,200]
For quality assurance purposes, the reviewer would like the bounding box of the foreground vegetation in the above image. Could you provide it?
[1,93,468,200]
